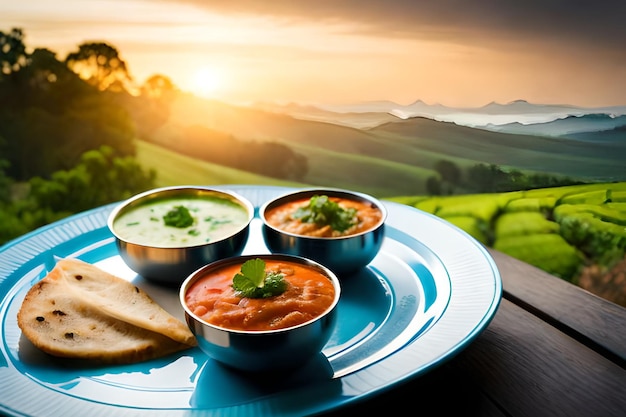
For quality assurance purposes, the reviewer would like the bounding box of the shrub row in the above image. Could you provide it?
[387,182,626,283]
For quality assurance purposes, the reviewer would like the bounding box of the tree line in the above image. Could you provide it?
[0,28,157,244]
[0,27,307,245]
[427,159,581,195]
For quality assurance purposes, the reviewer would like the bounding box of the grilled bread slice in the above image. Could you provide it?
[17,258,196,364]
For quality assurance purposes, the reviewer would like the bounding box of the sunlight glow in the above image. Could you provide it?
[191,67,223,98]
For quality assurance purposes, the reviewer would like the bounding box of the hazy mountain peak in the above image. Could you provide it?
[228,94,626,130]
[481,100,534,111]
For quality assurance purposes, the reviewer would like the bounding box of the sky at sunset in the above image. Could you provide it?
[3,0,626,108]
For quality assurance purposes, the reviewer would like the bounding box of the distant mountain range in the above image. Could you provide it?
[484,113,626,138]
[251,99,626,138]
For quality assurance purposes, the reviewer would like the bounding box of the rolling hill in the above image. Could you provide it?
[132,94,625,197]
[134,140,308,189]
[368,117,625,181]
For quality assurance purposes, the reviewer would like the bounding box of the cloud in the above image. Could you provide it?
[172,0,626,53]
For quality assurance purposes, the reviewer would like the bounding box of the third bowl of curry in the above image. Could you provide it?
[259,188,387,275]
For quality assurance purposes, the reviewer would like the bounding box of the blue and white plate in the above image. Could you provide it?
[0,185,502,417]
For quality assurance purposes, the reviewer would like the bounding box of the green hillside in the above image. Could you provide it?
[276,142,434,196]
[370,117,624,181]
[141,95,623,199]
[136,140,308,189]
[136,139,429,197]
[149,98,436,197]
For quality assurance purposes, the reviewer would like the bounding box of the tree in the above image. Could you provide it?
[0,152,11,203]
[65,42,131,92]
[0,34,137,181]
[0,28,28,78]
[467,163,508,193]
[467,163,494,192]
[0,47,90,111]
[435,160,461,185]
[26,48,86,96]
[129,74,178,137]
[141,74,176,99]
[0,145,156,246]
[29,145,156,213]
[426,176,442,195]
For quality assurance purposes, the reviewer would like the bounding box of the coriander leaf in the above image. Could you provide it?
[163,206,194,228]
[232,258,287,298]
[293,195,357,232]
[239,258,266,287]
[232,273,259,297]
[261,271,288,297]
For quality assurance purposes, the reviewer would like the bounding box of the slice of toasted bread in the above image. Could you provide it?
[17,258,196,364]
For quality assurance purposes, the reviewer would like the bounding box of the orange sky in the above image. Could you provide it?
[3,0,626,108]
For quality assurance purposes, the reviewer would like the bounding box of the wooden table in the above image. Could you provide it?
[324,249,626,417]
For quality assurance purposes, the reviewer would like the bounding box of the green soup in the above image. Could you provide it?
[113,195,249,247]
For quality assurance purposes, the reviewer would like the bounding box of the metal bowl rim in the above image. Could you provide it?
[258,187,388,240]
[180,253,342,335]
[106,185,255,249]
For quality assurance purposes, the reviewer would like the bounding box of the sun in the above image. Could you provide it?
[192,67,222,97]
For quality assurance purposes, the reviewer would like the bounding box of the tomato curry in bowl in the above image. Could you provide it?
[259,188,387,275]
[180,254,341,372]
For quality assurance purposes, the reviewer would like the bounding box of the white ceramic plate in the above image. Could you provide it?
[0,185,501,416]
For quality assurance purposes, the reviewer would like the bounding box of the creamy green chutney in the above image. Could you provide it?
[113,196,249,247]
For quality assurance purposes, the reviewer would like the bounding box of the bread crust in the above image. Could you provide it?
[17,258,196,364]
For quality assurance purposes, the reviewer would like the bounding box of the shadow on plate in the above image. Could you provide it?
[16,334,205,385]
[191,351,341,409]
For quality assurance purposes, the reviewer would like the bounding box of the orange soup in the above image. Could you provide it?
[264,197,383,237]
[184,260,336,331]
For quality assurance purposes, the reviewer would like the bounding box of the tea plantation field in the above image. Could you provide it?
[387,182,626,287]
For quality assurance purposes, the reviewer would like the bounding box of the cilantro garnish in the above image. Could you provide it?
[232,258,288,299]
[293,195,357,232]
[163,205,194,228]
